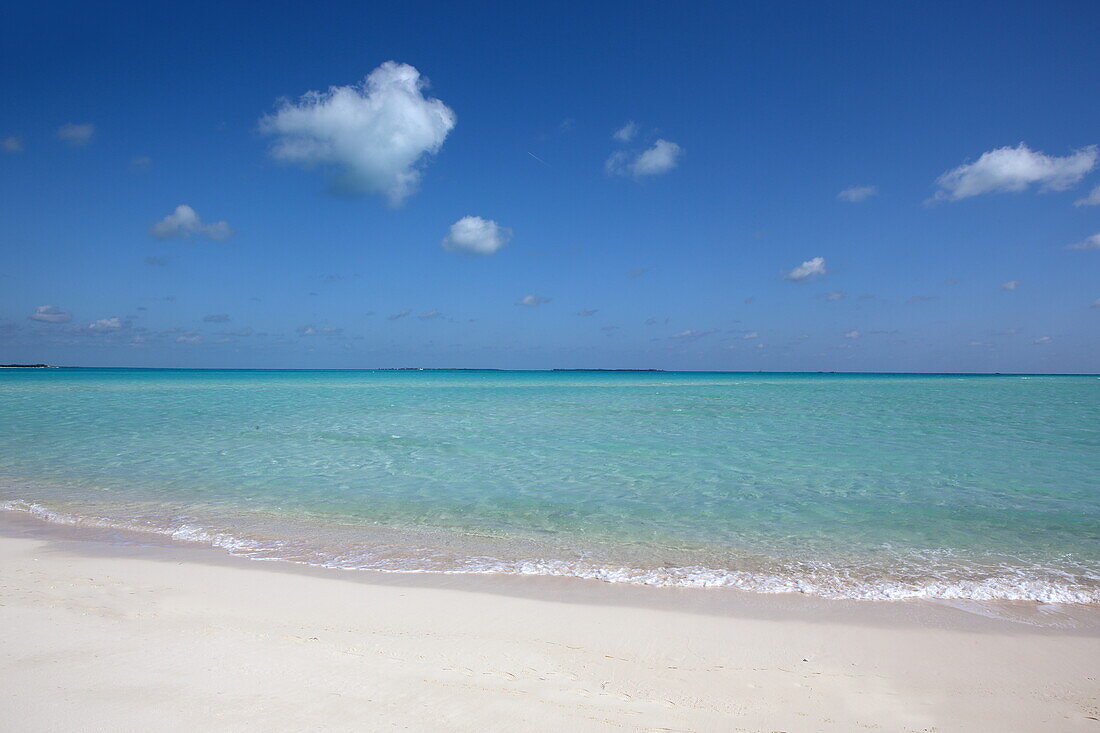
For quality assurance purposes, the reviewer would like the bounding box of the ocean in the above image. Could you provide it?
[2,368,1097,603]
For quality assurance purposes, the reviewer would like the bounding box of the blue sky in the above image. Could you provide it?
[1,1,1098,371]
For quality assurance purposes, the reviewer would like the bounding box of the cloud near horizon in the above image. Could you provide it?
[28,305,71,323]
[933,143,1097,201]
[784,257,826,281]
[441,216,511,255]
[150,205,233,241]
[516,294,551,307]
[260,61,456,206]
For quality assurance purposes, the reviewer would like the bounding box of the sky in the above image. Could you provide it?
[1,1,1098,372]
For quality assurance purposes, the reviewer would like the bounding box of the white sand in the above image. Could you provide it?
[1,520,1098,732]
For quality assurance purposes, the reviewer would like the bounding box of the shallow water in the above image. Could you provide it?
[2,368,1097,602]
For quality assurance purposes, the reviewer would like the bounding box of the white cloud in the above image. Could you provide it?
[388,309,411,320]
[742,331,759,339]
[88,317,122,332]
[56,123,95,146]
[837,185,877,202]
[150,205,233,241]
[1066,233,1100,251]
[1076,185,1100,207]
[612,121,638,142]
[1001,280,1020,290]
[933,143,1097,201]
[259,61,456,206]
[665,329,715,342]
[1034,335,1052,344]
[418,309,442,320]
[784,256,826,281]
[176,334,202,344]
[577,309,598,316]
[823,291,845,301]
[441,216,511,255]
[606,139,682,178]
[516,294,551,307]
[203,313,230,323]
[2,136,22,153]
[844,330,861,339]
[28,305,71,323]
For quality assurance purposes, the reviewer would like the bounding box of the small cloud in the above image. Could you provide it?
[144,256,170,266]
[176,334,202,344]
[150,205,233,241]
[418,309,442,320]
[606,139,682,178]
[442,216,511,255]
[743,296,754,304]
[968,341,992,347]
[906,295,937,304]
[932,143,1096,201]
[821,291,845,301]
[1001,280,1020,291]
[259,61,455,206]
[1075,185,1100,207]
[577,309,598,316]
[1033,335,1052,344]
[516,294,551,307]
[558,118,576,133]
[837,185,877,202]
[742,331,759,339]
[994,328,1021,335]
[784,257,826,281]
[28,305,71,323]
[612,121,638,142]
[600,325,619,332]
[628,268,648,278]
[1066,233,1100,251]
[2,136,23,153]
[57,123,95,146]
[296,324,316,335]
[667,329,715,342]
[203,313,230,323]
[88,317,123,332]
[130,156,151,171]
[844,330,861,339]
[388,309,411,320]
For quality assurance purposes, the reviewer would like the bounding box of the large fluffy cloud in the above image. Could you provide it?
[441,216,511,255]
[784,256,826,281]
[606,139,682,178]
[150,205,233,241]
[28,305,71,323]
[933,143,1097,201]
[259,61,456,206]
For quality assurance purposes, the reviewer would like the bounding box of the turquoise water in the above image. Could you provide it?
[1,368,1098,603]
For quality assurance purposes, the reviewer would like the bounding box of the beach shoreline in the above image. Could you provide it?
[2,510,1098,731]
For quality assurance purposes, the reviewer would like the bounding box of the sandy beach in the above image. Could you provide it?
[1,514,1097,732]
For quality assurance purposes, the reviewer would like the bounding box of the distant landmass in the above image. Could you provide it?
[0,364,56,368]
